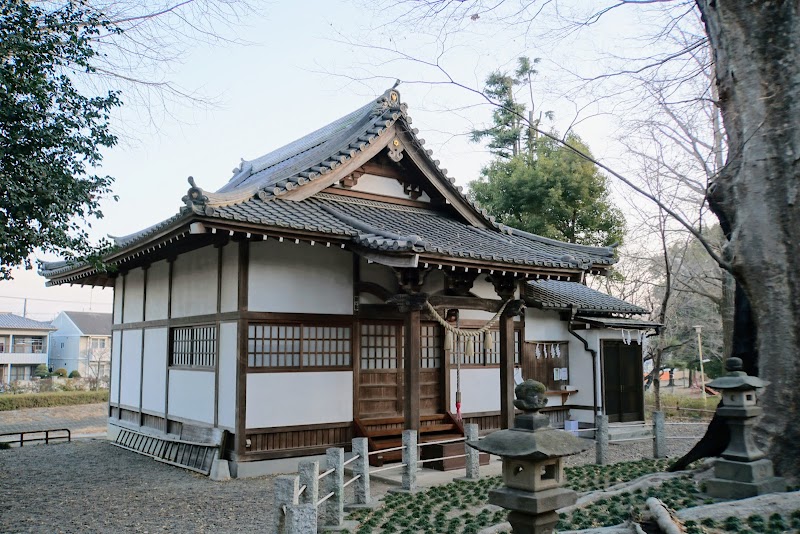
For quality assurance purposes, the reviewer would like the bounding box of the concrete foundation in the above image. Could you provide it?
[706,458,786,499]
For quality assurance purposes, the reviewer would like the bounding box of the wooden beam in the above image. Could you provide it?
[404,307,421,431]
[428,295,504,313]
[499,311,515,430]
[235,239,249,459]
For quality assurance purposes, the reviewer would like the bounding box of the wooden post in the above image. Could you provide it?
[404,306,421,431]
[499,310,515,430]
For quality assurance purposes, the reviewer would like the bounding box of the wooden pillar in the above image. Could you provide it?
[404,305,421,431]
[499,310,515,430]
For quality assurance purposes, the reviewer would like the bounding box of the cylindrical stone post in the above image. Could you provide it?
[274,475,299,534]
[401,429,418,492]
[652,411,666,458]
[322,447,344,528]
[286,503,317,534]
[595,414,609,465]
[464,423,480,480]
[351,437,371,506]
[298,460,319,506]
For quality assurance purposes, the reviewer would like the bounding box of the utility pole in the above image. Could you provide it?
[22,298,27,318]
[693,325,706,403]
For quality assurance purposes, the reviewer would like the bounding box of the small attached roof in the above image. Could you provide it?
[574,316,663,331]
[0,313,55,331]
[525,280,648,315]
[41,88,618,287]
[61,311,112,336]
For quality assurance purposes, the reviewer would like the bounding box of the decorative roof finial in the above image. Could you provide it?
[182,176,214,216]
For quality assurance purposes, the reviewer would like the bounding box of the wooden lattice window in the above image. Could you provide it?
[170,325,217,368]
[247,323,352,369]
[360,322,403,370]
[421,323,443,369]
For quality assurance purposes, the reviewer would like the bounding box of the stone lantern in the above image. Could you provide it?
[705,357,786,499]
[468,380,589,534]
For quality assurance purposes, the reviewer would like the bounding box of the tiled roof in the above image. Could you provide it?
[0,313,55,331]
[525,280,647,314]
[575,316,662,330]
[41,88,618,283]
[62,311,112,336]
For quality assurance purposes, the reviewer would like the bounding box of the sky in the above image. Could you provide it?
[0,0,678,321]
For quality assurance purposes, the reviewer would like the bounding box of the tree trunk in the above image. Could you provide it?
[698,0,800,478]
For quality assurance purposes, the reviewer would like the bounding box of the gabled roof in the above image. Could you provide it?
[41,88,618,286]
[525,280,647,315]
[0,313,55,331]
[61,311,112,336]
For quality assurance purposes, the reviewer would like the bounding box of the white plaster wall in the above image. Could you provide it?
[141,328,167,414]
[119,329,143,409]
[460,278,513,320]
[450,368,501,414]
[360,259,398,293]
[246,372,353,428]
[171,246,218,318]
[123,269,145,323]
[113,277,123,324]
[421,269,445,294]
[110,331,121,403]
[168,369,215,425]
[217,321,237,430]
[248,240,353,315]
[345,174,431,202]
[145,260,169,321]
[220,243,239,313]
[524,309,565,341]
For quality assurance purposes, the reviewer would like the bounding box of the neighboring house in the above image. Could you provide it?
[49,311,112,379]
[41,88,660,477]
[0,313,55,384]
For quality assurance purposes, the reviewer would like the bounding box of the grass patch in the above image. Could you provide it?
[0,390,108,411]
[645,392,720,419]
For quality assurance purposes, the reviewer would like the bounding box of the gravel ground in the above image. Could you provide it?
[0,420,707,533]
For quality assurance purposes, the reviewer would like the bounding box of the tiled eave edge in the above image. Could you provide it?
[536,302,649,315]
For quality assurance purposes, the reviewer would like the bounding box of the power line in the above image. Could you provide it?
[0,295,111,305]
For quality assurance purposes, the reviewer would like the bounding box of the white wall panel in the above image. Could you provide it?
[113,278,123,325]
[168,369,215,424]
[217,322,237,429]
[360,259,398,294]
[346,174,431,202]
[110,330,121,403]
[171,246,218,318]
[246,372,353,428]
[248,240,353,315]
[461,278,507,320]
[220,243,239,313]
[450,368,501,414]
[119,329,143,409]
[145,260,169,321]
[141,328,168,414]
[524,309,566,341]
[123,269,145,323]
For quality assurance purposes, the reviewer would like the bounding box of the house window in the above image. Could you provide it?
[247,322,352,369]
[12,337,44,354]
[360,322,402,370]
[10,366,31,381]
[90,338,107,349]
[170,325,217,368]
[420,324,442,369]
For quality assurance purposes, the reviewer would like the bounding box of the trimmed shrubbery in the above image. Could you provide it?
[53,368,68,378]
[0,390,108,411]
[68,370,81,378]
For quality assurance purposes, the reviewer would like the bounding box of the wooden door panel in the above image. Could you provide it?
[603,340,644,423]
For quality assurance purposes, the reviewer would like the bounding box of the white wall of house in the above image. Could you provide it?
[248,240,353,315]
[450,368,501,414]
[171,246,218,318]
[220,243,239,313]
[110,330,121,404]
[48,335,81,372]
[119,329,143,409]
[168,369,215,425]
[217,321,237,430]
[123,269,145,322]
[141,328,167,414]
[145,260,170,321]
[246,371,353,428]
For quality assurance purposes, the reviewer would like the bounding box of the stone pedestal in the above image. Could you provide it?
[706,458,787,499]
[489,486,577,534]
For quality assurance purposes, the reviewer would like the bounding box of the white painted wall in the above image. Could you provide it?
[141,328,167,414]
[460,278,513,320]
[168,369,215,425]
[123,269,145,323]
[342,174,431,202]
[110,330,121,403]
[248,240,353,315]
[119,329,143,409]
[246,372,353,428]
[450,368,501,414]
[145,260,169,321]
[220,243,239,313]
[113,277,123,324]
[217,322,237,430]
[171,246,218,318]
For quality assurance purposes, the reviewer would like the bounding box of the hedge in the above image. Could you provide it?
[0,390,109,411]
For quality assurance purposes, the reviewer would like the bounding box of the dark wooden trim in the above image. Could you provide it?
[357,281,393,302]
[138,266,148,426]
[428,295,504,313]
[116,272,126,412]
[246,366,352,374]
[246,421,351,434]
[242,311,354,323]
[403,308,421,430]
[111,312,240,331]
[499,312,514,430]
[353,254,362,419]
[235,239,249,459]
[239,445,351,462]
[323,186,434,209]
[167,365,215,372]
